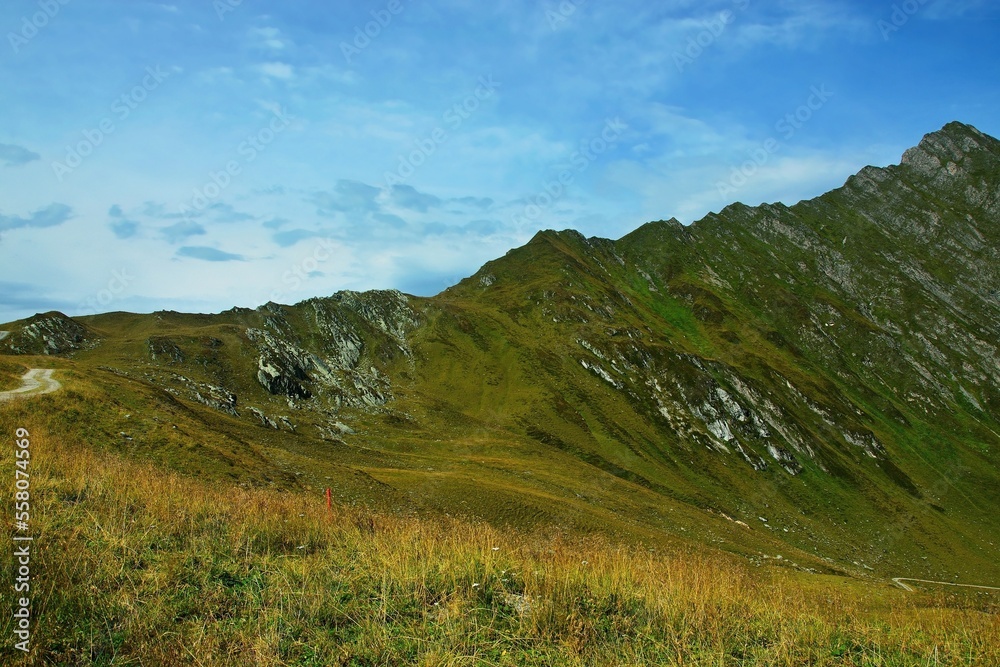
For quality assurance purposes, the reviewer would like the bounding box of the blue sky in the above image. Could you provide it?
[0,0,998,322]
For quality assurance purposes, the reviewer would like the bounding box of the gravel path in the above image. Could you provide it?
[0,369,61,401]
[892,577,1000,592]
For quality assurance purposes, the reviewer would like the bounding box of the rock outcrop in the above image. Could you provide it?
[0,312,96,355]
[244,290,418,408]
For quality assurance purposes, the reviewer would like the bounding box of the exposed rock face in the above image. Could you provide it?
[247,328,317,400]
[248,407,279,429]
[244,290,418,407]
[148,337,185,363]
[0,312,96,355]
[168,373,240,417]
[331,289,420,345]
[193,384,239,417]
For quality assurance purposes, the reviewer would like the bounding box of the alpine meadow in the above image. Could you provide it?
[2,121,1000,664]
[2,1,1000,665]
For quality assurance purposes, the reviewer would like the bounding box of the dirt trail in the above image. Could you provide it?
[892,577,1000,593]
[0,369,61,401]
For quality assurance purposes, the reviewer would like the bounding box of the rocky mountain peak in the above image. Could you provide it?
[900,121,997,177]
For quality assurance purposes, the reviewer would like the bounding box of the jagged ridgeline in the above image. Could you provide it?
[2,121,998,582]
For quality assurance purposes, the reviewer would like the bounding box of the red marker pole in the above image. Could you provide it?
[325,488,332,513]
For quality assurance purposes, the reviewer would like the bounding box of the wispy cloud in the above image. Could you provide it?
[162,221,206,244]
[273,229,322,247]
[0,204,72,232]
[922,0,988,20]
[204,203,256,223]
[177,246,245,262]
[0,281,79,313]
[0,143,40,167]
[310,180,383,217]
[250,26,288,50]
[390,185,442,212]
[731,2,868,49]
[451,196,494,209]
[108,206,141,239]
[259,62,295,81]
[111,220,140,239]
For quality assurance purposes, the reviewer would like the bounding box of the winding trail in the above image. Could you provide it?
[892,577,1000,593]
[0,331,9,341]
[0,369,61,402]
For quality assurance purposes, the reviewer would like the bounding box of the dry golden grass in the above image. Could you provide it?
[0,360,28,392]
[1,417,997,665]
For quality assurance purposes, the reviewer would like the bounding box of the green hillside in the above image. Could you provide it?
[2,120,999,592]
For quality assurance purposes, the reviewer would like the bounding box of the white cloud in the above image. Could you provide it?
[922,0,988,19]
[249,26,287,50]
[299,64,358,87]
[259,62,295,81]
[731,3,868,49]
[199,66,236,84]
[640,104,727,153]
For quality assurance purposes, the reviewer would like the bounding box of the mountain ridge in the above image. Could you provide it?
[2,120,998,584]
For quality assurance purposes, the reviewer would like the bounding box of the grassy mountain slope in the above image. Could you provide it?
[2,121,999,591]
[1,417,996,665]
